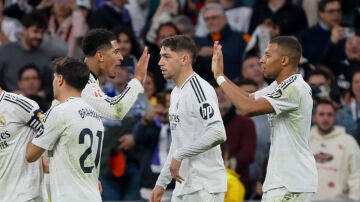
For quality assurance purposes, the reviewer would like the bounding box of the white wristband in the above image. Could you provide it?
[216,76,226,86]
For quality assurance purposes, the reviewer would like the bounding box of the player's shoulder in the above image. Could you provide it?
[87,72,97,85]
[182,74,210,97]
[1,91,39,112]
[183,74,214,93]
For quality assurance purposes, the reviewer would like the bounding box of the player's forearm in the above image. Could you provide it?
[173,121,226,161]
[85,79,144,120]
[219,77,254,116]
[26,142,45,162]
[156,142,176,189]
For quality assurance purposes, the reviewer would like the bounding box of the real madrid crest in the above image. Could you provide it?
[0,115,6,127]
[37,112,45,122]
[176,100,180,109]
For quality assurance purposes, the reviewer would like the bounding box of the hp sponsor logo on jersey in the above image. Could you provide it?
[200,103,214,120]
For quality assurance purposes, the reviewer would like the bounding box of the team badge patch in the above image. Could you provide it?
[199,103,214,120]
[37,112,44,122]
[0,115,6,127]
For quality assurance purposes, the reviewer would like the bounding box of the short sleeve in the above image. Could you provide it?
[7,94,44,131]
[32,106,64,151]
[254,81,277,99]
[263,85,300,115]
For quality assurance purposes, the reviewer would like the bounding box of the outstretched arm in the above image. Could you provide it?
[82,48,150,120]
[212,41,274,116]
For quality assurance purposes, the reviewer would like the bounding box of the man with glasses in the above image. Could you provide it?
[299,0,344,65]
[194,3,247,83]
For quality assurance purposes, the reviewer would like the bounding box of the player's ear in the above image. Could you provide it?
[281,56,290,66]
[58,74,64,86]
[96,51,104,62]
[181,53,190,65]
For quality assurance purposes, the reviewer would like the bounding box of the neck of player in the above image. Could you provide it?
[174,68,194,88]
[84,57,101,77]
[58,89,82,103]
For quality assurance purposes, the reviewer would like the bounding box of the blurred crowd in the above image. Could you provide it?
[0,0,359,201]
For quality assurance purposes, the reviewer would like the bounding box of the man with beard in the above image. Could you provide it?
[310,99,360,201]
[0,11,53,96]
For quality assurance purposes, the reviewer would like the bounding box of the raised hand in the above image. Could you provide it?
[211,41,224,79]
[134,47,150,82]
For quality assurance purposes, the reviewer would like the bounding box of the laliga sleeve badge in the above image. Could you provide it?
[93,89,103,98]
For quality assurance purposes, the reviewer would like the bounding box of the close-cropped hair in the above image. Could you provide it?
[270,36,302,66]
[82,28,116,57]
[161,35,197,62]
[21,11,48,29]
[53,57,90,91]
[318,0,341,12]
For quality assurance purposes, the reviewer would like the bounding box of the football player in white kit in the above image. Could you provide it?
[150,35,227,202]
[0,87,44,202]
[212,36,318,202]
[81,28,149,120]
[26,58,104,202]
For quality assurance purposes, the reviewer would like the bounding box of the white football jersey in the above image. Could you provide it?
[82,73,144,120]
[254,74,318,192]
[32,97,104,202]
[157,73,227,196]
[0,91,44,202]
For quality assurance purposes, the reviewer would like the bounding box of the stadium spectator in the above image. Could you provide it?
[241,55,268,89]
[195,3,247,83]
[298,0,344,65]
[307,69,358,136]
[0,0,22,46]
[321,34,360,94]
[343,69,360,144]
[195,0,252,37]
[16,64,50,111]
[0,11,53,95]
[88,0,132,31]
[310,99,360,201]
[248,0,308,35]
